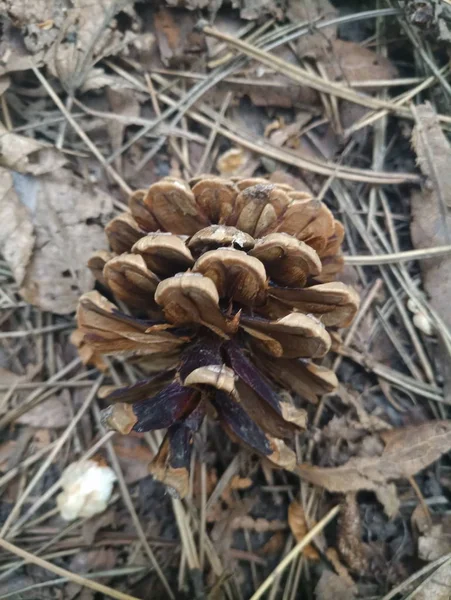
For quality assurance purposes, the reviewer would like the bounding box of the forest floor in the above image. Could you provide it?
[1,0,451,599]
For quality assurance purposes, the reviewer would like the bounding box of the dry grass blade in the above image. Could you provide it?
[0,537,140,600]
[344,245,451,265]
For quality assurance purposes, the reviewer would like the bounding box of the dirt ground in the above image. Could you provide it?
[1,0,451,598]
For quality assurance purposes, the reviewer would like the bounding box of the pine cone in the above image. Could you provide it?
[75,176,359,498]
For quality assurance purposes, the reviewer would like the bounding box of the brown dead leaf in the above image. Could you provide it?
[154,7,206,68]
[323,40,398,85]
[375,483,400,519]
[286,0,337,60]
[269,171,312,196]
[1,1,137,86]
[297,421,451,493]
[82,508,116,545]
[315,569,357,600]
[418,522,451,561]
[412,102,451,208]
[0,123,66,175]
[413,509,451,562]
[229,475,253,490]
[411,102,451,331]
[325,548,355,588]
[216,147,258,178]
[288,501,320,560]
[0,441,17,472]
[258,531,285,555]
[337,493,368,572]
[112,434,154,484]
[410,560,451,600]
[0,161,113,314]
[15,394,72,428]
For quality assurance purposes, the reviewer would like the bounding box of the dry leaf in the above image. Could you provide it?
[288,501,320,560]
[216,147,257,177]
[16,394,72,428]
[413,510,451,562]
[411,102,451,331]
[323,40,398,85]
[375,483,400,518]
[325,548,355,588]
[409,560,451,600]
[154,7,206,68]
[297,421,451,492]
[112,434,154,484]
[418,523,451,561]
[286,0,337,59]
[229,475,253,490]
[412,102,451,208]
[0,123,66,175]
[315,570,357,600]
[337,493,368,572]
[0,163,113,314]
[0,441,17,472]
[258,531,285,555]
[230,516,286,532]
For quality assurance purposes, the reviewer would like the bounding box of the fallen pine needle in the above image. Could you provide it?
[344,244,451,265]
[249,505,340,600]
[0,537,140,600]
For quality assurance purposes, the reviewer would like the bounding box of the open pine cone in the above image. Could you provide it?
[74,176,359,497]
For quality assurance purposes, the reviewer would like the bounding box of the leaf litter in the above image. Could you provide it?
[1,1,451,599]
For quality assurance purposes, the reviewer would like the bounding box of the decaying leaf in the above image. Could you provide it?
[323,40,398,85]
[288,501,320,560]
[410,560,451,600]
[337,493,368,572]
[15,394,72,428]
[0,154,113,313]
[297,421,451,492]
[413,508,451,562]
[0,123,67,175]
[112,434,154,484]
[411,102,451,330]
[286,0,337,60]
[375,483,400,519]
[0,0,138,87]
[325,548,356,588]
[315,569,357,600]
[216,147,257,178]
[154,7,206,68]
[412,102,451,208]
